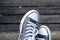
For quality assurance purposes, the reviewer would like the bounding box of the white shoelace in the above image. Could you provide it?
[24,20,38,40]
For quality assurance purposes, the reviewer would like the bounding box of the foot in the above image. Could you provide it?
[18,10,39,40]
[36,25,51,40]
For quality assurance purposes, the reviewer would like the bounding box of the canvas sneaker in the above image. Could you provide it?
[18,10,39,40]
[36,25,51,40]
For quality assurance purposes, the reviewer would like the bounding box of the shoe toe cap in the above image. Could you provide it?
[29,11,39,22]
[39,28,48,36]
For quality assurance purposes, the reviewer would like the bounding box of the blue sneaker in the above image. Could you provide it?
[18,10,39,40]
[36,25,51,40]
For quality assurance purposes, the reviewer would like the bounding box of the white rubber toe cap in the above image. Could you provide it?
[28,10,39,22]
[38,25,50,36]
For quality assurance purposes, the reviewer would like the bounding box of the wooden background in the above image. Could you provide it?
[0,0,60,32]
[0,0,60,40]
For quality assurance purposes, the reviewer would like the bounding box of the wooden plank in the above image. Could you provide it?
[0,15,60,23]
[0,24,60,32]
[0,7,60,15]
[1,0,60,6]
[40,15,60,23]
[0,15,23,23]
[0,0,19,6]
[0,24,19,32]
[19,0,60,6]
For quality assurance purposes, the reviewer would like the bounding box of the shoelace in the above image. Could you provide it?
[24,19,38,40]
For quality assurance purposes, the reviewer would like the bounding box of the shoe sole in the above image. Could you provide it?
[39,25,51,40]
[18,10,39,40]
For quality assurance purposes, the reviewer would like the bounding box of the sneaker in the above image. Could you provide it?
[36,25,51,40]
[18,10,39,40]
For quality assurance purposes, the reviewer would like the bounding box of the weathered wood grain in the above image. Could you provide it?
[0,7,60,15]
[1,0,60,6]
[0,15,22,23]
[40,15,60,23]
[0,24,19,32]
[0,15,60,23]
[0,0,19,6]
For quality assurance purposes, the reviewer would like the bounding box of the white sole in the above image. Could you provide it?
[39,25,51,40]
[18,10,39,40]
